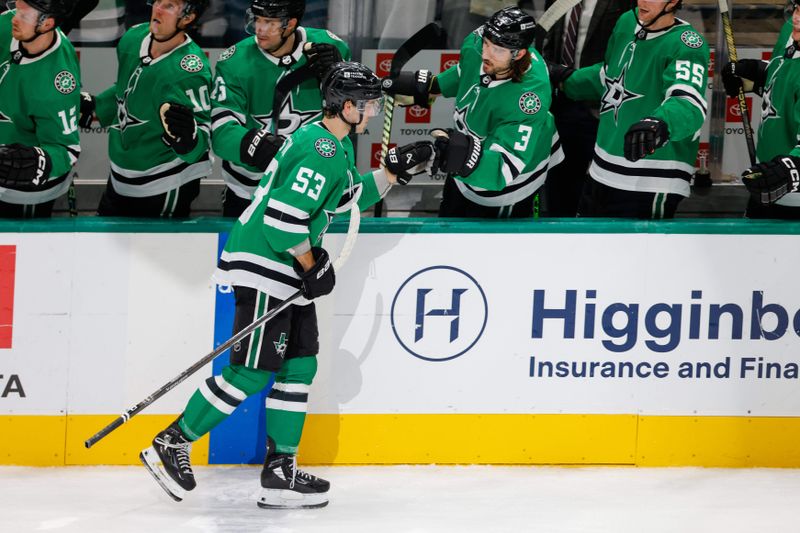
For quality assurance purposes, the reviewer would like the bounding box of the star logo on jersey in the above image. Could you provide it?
[452,105,485,141]
[760,81,780,124]
[273,332,288,358]
[315,138,337,158]
[518,92,541,115]
[600,67,643,123]
[253,94,320,137]
[180,54,204,73]
[680,30,704,49]
[54,71,77,95]
[114,96,147,133]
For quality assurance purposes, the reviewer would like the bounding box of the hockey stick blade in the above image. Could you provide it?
[537,0,583,33]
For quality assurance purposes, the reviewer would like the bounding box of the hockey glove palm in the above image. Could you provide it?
[303,43,343,80]
[240,128,284,171]
[0,144,52,190]
[742,155,800,205]
[160,102,198,155]
[78,92,96,129]
[624,118,669,162]
[293,247,335,300]
[430,128,482,177]
[384,141,435,185]
[721,59,768,97]
[381,70,435,107]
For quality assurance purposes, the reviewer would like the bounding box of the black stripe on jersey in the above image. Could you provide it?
[218,258,302,289]
[499,152,522,179]
[265,206,310,227]
[337,183,362,209]
[463,162,548,199]
[112,153,211,185]
[211,109,244,127]
[671,89,707,115]
[550,136,562,155]
[206,377,242,409]
[66,146,81,159]
[222,160,261,187]
[32,170,70,192]
[593,151,692,182]
[267,389,309,404]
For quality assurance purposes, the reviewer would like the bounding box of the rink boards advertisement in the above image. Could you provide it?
[1,220,800,467]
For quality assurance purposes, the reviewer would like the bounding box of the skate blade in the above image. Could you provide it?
[257,488,329,509]
[140,447,186,503]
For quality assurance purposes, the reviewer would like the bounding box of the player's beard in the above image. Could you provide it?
[482,58,513,78]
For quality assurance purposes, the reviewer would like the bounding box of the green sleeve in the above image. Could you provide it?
[789,97,800,158]
[355,170,384,210]
[563,62,604,101]
[437,64,460,98]
[95,83,118,127]
[30,86,81,179]
[158,70,213,163]
[650,45,709,142]
[210,58,252,166]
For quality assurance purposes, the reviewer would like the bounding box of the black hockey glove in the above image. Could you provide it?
[721,59,768,97]
[624,117,669,162]
[240,128,284,171]
[742,155,800,205]
[0,144,52,190]
[381,70,435,107]
[293,247,335,300]
[430,128,482,177]
[78,91,96,128]
[546,61,575,89]
[303,42,343,80]
[384,141,435,185]
[159,102,198,155]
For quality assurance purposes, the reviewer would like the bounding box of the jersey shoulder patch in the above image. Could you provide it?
[218,45,237,62]
[54,70,77,95]
[314,137,337,158]
[180,54,205,73]
[326,30,343,42]
[679,29,704,49]
[518,91,542,115]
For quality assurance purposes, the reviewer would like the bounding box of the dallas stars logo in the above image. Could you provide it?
[760,81,779,124]
[273,332,288,359]
[600,67,643,123]
[180,54,204,73]
[54,71,77,95]
[518,92,541,115]
[315,138,336,158]
[113,67,148,133]
[680,30,704,49]
[253,94,319,137]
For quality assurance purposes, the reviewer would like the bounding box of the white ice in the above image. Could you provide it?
[2,465,799,533]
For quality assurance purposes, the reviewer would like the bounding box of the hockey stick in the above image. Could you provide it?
[84,203,360,449]
[537,0,583,34]
[719,0,757,166]
[270,43,315,135]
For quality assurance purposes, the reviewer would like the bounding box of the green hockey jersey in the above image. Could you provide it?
[756,19,800,207]
[214,121,385,302]
[211,27,350,201]
[95,23,212,198]
[564,10,709,197]
[435,29,562,207]
[0,11,80,205]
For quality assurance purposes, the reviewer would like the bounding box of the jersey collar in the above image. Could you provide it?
[139,31,193,66]
[633,18,687,41]
[258,26,308,67]
[782,34,800,59]
[9,30,62,65]
[478,65,512,88]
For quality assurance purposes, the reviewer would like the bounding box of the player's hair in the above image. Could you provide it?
[511,49,532,83]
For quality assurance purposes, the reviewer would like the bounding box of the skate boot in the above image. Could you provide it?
[140,420,196,502]
[257,439,329,509]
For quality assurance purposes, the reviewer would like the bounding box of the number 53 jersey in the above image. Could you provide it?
[564,10,710,197]
[94,23,212,198]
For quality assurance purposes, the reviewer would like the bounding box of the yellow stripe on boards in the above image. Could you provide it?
[4,414,800,466]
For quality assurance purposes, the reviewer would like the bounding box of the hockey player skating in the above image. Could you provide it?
[140,61,431,509]
[722,0,800,219]
[549,0,709,219]
[0,0,80,218]
[211,0,350,218]
[78,0,212,217]
[382,6,563,218]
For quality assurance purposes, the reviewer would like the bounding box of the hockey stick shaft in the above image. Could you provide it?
[537,0,583,33]
[85,207,361,449]
[719,0,757,166]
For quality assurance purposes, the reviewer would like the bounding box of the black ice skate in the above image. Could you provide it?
[140,421,196,502]
[258,444,330,509]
